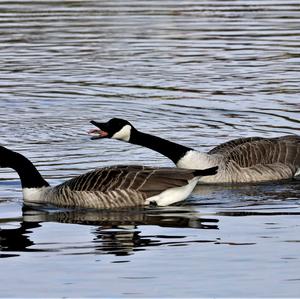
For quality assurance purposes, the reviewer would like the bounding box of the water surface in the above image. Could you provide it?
[0,0,300,297]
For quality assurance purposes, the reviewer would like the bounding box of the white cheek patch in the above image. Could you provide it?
[112,125,131,141]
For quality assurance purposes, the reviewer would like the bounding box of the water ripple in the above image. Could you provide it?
[0,0,300,297]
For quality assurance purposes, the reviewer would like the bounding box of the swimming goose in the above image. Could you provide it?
[0,146,217,208]
[89,118,300,183]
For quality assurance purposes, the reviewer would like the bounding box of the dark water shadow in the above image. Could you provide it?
[0,205,219,258]
[0,220,42,258]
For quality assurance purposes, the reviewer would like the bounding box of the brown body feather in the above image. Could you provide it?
[41,165,217,209]
[210,135,300,168]
[201,135,300,183]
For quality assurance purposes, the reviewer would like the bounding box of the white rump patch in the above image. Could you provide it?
[145,177,199,206]
[112,124,132,142]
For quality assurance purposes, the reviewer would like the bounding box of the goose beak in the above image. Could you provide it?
[89,121,109,139]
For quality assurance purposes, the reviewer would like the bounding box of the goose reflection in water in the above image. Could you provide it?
[0,206,219,257]
[0,219,41,257]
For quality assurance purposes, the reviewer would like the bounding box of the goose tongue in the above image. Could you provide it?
[88,128,108,139]
[89,120,109,139]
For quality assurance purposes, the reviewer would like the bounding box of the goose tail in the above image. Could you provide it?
[193,166,218,177]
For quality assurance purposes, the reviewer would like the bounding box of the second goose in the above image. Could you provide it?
[89,118,300,183]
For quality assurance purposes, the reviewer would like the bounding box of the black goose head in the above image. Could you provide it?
[89,118,134,141]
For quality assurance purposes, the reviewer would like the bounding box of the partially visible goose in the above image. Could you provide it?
[0,146,217,208]
[89,118,300,183]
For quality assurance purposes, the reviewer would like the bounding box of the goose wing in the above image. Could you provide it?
[58,165,203,197]
[219,135,300,171]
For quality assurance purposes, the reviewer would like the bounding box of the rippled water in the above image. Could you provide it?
[0,0,300,297]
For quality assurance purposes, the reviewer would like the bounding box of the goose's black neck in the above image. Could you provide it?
[129,130,193,164]
[5,150,49,189]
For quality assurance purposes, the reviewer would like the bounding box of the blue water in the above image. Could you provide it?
[0,0,299,297]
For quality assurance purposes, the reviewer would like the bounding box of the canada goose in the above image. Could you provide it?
[89,118,300,183]
[0,146,217,209]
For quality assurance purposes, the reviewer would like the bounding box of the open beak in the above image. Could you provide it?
[88,121,109,139]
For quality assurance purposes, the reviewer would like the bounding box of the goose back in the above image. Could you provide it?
[60,165,199,192]
[208,137,263,155]
[217,135,300,167]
